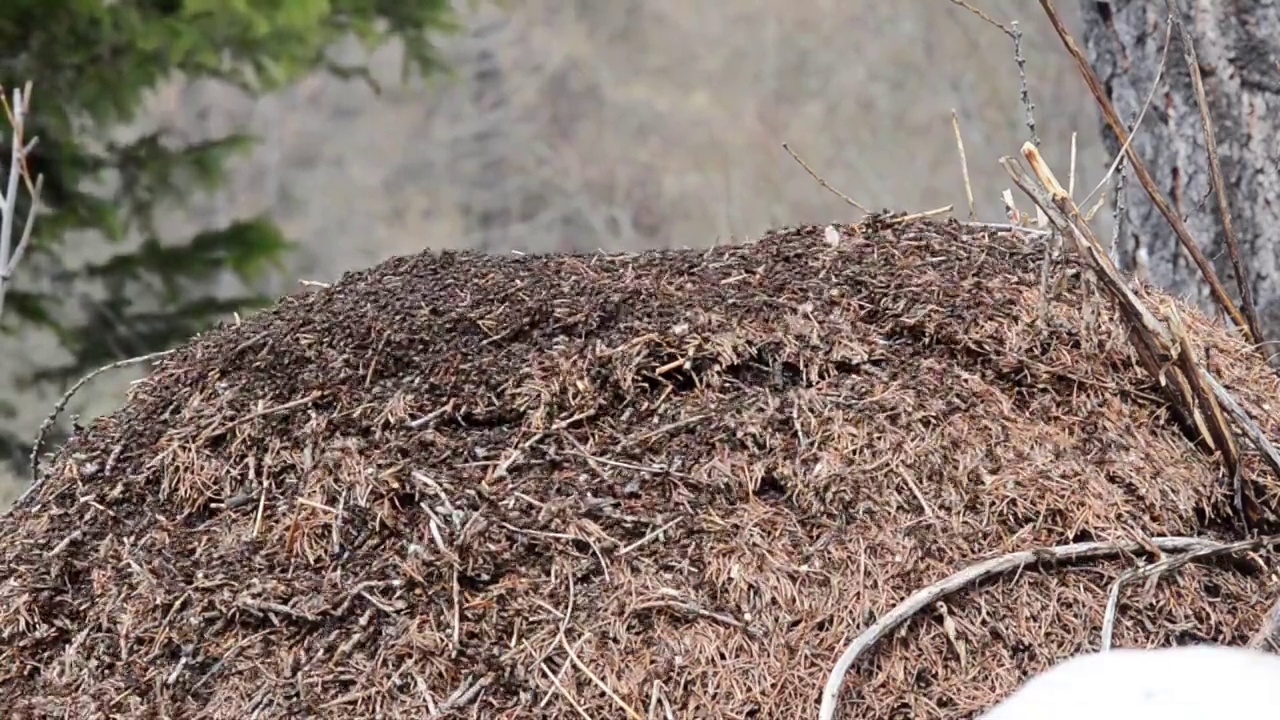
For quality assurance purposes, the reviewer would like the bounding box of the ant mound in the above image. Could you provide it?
[3,218,1280,719]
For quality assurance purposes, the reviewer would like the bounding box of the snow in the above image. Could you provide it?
[979,645,1280,720]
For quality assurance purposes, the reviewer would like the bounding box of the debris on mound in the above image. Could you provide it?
[3,218,1280,719]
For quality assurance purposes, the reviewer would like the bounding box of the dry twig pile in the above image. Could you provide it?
[3,217,1280,718]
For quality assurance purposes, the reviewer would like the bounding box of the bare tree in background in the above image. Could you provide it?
[1081,0,1280,340]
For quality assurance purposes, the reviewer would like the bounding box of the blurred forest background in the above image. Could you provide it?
[0,0,1107,506]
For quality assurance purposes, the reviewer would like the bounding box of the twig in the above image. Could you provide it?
[198,391,325,443]
[951,110,975,220]
[781,142,868,214]
[889,206,952,224]
[958,221,1050,237]
[1036,0,1252,342]
[1067,131,1077,198]
[559,633,642,720]
[1010,20,1038,146]
[818,536,1221,720]
[630,597,753,635]
[1200,370,1280,481]
[1081,15,1173,210]
[427,674,490,719]
[0,173,42,320]
[0,82,43,321]
[945,3,1037,147]
[1100,534,1279,651]
[1165,0,1266,354]
[22,349,175,502]
[537,659,593,720]
[535,636,592,709]
[648,682,675,720]
[237,597,321,623]
[409,402,453,429]
[1003,145,1280,530]
[946,0,1013,36]
[189,631,271,693]
[617,518,680,556]
[1168,308,1253,527]
[1004,149,1218,474]
[533,573,585,710]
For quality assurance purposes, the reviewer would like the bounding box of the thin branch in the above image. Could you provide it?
[1101,534,1278,651]
[0,173,43,319]
[0,83,40,322]
[781,142,868,214]
[1010,20,1038,146]
[21,349,175,508]
[888,206,952,224]
[945,3,1038,147]
[1109,114,1131,266]
[1081,15,1173,210]
[819,537,1221,720]
[946,0,1013,36]
[958,221,1050,237]
[1036,0,1252,341]
[1200,370,1280,481]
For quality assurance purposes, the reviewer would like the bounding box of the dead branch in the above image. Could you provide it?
[22,349,175,506]
[781,142,869,214]
[1035,0,1252,342]
[818,536,1221,720]
[1101,534,1279,651]
[1002,145,1276,528]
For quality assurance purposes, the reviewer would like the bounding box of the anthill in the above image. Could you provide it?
[2,218,1278,719]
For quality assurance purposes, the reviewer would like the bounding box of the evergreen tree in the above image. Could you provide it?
[0,0,458,469]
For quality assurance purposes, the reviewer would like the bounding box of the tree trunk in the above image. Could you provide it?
[1080,0,1280,349]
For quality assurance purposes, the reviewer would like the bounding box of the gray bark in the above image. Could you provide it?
[1081,0,1280,345]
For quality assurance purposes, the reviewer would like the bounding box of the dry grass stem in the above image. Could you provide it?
[951,110,976,220]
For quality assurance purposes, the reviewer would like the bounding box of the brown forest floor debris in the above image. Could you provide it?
[3,218,1280,719]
